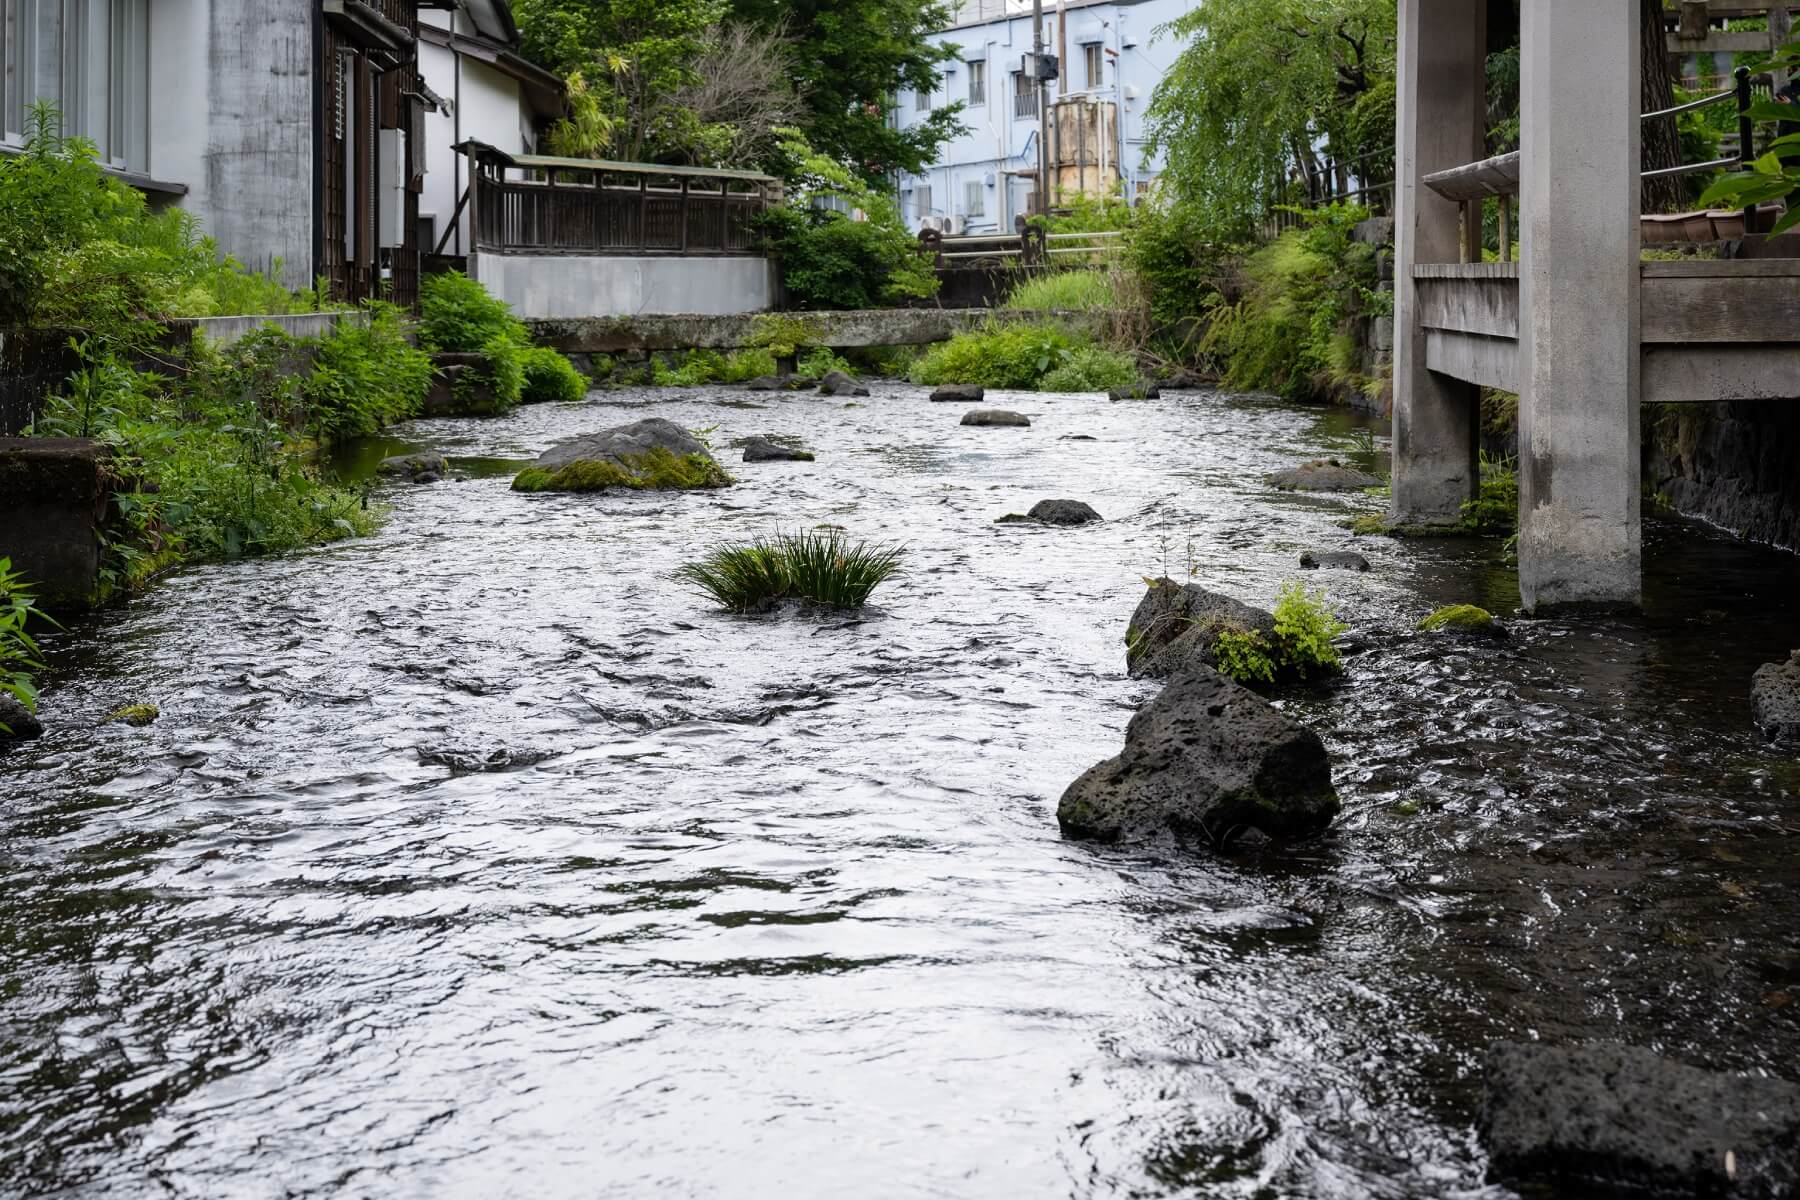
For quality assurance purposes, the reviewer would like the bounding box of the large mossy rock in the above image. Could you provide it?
[512,418,732,493]
[1057,667,1340,846]
[1480,1041,1800,1198]
[1126,578,1275,679]
[1752,649,1800,745]
[1267,459,1384,492]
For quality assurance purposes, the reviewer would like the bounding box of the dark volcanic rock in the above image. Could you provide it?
[377,452,449,484]
[746,375,781,391]
[741,436,815,463]
[0,696,41,740]
[1157,369,1210,390]
[1027,499,1102,525]
[1480,1041,1800,1198]
[961,409,1030,428]
[1057,667,1339,845]
[1126,578,1275,680]
[1752,649,1800,745]
[1107,382,1161,401]
[817,370,869,398]
[1299,549,1371,572]
[930,383,985,403]
[1267,459,1384,492]
[1059,434,1097,441]
[514,417,730,492]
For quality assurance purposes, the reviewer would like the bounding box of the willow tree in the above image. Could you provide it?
[1145,0,1396,242]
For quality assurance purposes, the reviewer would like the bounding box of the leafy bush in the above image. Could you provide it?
[756,132,937,310]
[676,530,904,612]
[521,345,589,403]
[302,304,433,438]
[1460,452,1517,533]
[419,270,526,352]
[1209,582,1346,685]
[1039,345,1141,392]
[797,346,855,378]
[1201,203,1380,403]
[0,559,50,725]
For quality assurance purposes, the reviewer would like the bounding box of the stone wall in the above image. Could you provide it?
[1645,402,1800,551]
[0,439,113,610]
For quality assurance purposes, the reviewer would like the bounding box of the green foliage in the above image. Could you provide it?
[0,104,319,342]
[797,346,856,378]
[1039,345,1141,392]
[511,447,734,492]
[1145,0,1396,243]
[1461,453,1518,534]
[1202,204,1381,402]
[1208,583,1345,686]
[1125,194,1228,333]
[419,270,527,353]
[301,305,434,439]
[0,559,51,725]
[1419,604,1499,633]
[1214,628,1277,685]
[521,345,591,403]
[1005,271,1121,313]
[746,312,826,358]
[755,132,937,309]
[676,529,904,612]
[908,320,1079,389]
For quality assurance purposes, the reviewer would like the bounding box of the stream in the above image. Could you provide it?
[3,381,1798,1198]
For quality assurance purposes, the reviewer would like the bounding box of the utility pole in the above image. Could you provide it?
[1032,0,1048,216]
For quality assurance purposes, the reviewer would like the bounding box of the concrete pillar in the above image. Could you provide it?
[1517,0,1642,612]
[1390,0,1487,526]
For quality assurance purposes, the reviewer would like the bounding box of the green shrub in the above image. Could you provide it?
[1126,196,1228,329]
[797,346,856,378]
[1005,271,1121,313]
[0,559,50,725]
[455,335,524,413]
[676,530,904,612]
[1460,453,1517,533]
[1039,345,1141,392]
[521,345,589,403]
[1209,582,1346,686]
[908,321,1079,390]
[419,270,526,352]
[1202,203,1380,403]
[302,304,433,438]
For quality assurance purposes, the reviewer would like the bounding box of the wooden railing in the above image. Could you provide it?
[453,143,784,258]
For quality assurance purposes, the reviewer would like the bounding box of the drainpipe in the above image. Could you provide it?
[454,11,464,256]
[1055,0,1066,209]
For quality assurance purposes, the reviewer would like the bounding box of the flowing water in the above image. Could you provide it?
[4,383,1799,1199]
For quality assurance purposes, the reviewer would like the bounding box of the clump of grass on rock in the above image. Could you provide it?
[677,531,904,613]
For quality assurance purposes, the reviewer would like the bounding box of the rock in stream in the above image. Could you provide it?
[1751,649,1800,745]
[1126,578,1275,679]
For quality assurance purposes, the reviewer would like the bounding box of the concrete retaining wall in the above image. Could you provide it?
[0,439,113,611]
[170,312,366,349]
[1646,401,1800,551]
[525,307,1103,354]
[472,254,778,320]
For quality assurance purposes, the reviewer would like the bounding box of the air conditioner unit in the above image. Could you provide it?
[946,214,967,235]
[919,215,943,232]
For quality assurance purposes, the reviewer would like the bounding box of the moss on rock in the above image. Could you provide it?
[1418,604,1503,635]
[107,703,159,726]
[511,447,733,493]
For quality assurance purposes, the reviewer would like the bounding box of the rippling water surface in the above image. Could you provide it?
[4,382,1799,1198]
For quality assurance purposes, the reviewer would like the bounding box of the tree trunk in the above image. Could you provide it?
[1642,0,1686,213]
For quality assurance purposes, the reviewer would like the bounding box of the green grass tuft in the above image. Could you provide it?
[1005,271,1122,313]
[512,447,734,493]
[676,530,904,612]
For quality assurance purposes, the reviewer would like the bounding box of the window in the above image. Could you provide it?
[964,180,985,218]
[0,0,146,168]
[916,84,929,112]
[968,59,985,106]
[916,184,933,221]
[1084,42,1102,89]
[1012,70,1036,119]
[943,69,954,99]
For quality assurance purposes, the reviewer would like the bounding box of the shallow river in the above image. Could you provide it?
[4,382,1799,1198]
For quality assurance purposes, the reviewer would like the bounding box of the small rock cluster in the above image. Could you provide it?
[1752,649,1800,745]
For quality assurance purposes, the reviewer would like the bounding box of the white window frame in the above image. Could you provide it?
[968,58,985,106]
[964,179,985,218]
[916,84,929,112]
[916,184,933,221]
[1083,42,1102,90]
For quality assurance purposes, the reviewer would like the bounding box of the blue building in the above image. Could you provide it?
[891,0,1195,235]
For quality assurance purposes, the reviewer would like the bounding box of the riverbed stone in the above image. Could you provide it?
[377,452,449,484]
[1057,666,1340,845]
[1108,381,1161,401]
[962,409,1030,428]
[1027,499,1102,525]
[0,696,41,741]
[741,436,815,463]
[1267,460,1385,492]
[1126,578,1276,680]
[512,418,733,493]
[1300,550,1371,572]
[817,370,868,398]
[931,383,985,403]
[1479,1040,1800,1198]
[1157,368,1210,390]
[1751,649,1800,745]
[1419,604,1505,637]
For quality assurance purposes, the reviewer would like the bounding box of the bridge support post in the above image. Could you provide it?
[1390,0,1486,527]
[1517,0,1642,612]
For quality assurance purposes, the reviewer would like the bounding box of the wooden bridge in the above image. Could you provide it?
[1393,1,1800,613]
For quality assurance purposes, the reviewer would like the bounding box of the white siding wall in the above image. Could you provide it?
[418,10,531,257]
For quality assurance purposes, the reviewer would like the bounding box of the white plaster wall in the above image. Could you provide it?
[471,255,777,319]
[419,12,530,257]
